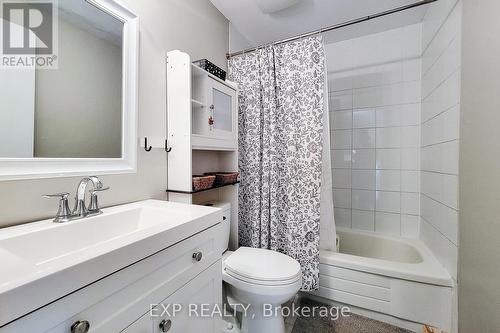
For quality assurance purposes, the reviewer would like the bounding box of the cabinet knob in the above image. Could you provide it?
[192,251,203,262]
[159,319,172,332]
[71,320,90,333]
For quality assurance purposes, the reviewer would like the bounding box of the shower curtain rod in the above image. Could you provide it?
[226,0,437,59]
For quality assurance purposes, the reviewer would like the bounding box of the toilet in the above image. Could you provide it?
[207,201,302,333]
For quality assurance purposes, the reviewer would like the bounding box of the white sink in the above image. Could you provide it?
[0,199,222,326]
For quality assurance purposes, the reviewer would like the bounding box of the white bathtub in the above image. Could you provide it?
[309,228,454,330]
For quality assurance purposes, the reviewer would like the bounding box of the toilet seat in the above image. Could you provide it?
[223,247,302,287]
[223,267,302,298]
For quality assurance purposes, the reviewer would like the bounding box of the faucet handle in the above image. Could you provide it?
[88,187,110,213]
[43,192,72,223]
[89,186,110,195]
[43,192,70,199]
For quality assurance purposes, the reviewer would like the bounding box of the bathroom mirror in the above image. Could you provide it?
[0,0,138,180]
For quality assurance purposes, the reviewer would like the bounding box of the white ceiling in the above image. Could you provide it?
[209,0,430,48]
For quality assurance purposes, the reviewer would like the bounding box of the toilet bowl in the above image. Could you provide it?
[223,247,302,333]
[205,201,302,333]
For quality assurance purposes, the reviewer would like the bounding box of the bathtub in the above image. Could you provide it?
[308,228,454,330]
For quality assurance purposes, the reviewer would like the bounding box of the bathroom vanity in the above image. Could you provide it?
[0,200,223,333]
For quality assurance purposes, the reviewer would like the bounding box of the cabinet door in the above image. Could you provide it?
[122,261,222,333]
[208,78,237,140]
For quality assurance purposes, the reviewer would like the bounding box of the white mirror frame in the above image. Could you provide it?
[0,0,138,181]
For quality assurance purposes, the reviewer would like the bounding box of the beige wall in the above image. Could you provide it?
[459,0,500,331]
[0,0,228,227]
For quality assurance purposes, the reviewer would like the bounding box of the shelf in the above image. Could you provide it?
[191,134,237,151]
[166,181,240,194]
[191,99,204,108]
[191,63,237,90]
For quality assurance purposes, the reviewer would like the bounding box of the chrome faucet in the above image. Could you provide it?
[44,176,109,223]
[73,176,104,217]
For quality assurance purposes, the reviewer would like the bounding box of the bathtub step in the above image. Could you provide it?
[319,274,391,301]
[319,264,390,288]
[316,263,453,331]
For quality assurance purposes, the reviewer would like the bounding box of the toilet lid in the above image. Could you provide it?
[224,247,301,284]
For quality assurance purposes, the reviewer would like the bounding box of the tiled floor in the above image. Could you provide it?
[285,298,415,333]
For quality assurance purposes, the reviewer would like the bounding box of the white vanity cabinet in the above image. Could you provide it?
[123,262,222,333]
[1,222,223,333]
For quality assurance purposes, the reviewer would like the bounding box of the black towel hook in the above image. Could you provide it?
[144,137,152,152]
[165,140,172,153]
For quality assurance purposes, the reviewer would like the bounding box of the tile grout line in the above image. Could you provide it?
[374,94,378,233]
[421,101,460,125]
[421,192,458,212]
[350,86,354,229]
[420,215,458,247]
[421,67,461,101]
[421,138,458,149]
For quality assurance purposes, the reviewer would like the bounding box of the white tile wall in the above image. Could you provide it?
[327,5,462,312]
[352,149,375,169]
[401,170,420,192]
[332,110,353,130]
[332,169,351,189]
[376,191,401,213]
[352,210,375,231]
[376,149,401,169]
[353,109,376,128]
[332,150,352,169]
[333,188,351,209]
[420,0,461,281]
[376,170,401,191]
[352,170,376,190]
[375,212,401,235]
[353,129,375,148]
[401,215,420,238]
[352,190,375,211]
[328,24,422,237]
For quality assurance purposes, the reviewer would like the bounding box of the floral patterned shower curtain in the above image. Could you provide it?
[228,36,326,290]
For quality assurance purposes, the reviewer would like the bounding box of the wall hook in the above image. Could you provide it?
[165,140,172,153]
[144,137,152,152]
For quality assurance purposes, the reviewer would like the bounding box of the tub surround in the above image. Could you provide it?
[327,24,422,238]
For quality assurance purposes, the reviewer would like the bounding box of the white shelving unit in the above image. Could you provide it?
[166,50,239,249]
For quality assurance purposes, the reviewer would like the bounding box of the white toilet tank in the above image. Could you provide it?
[203,201,231,253]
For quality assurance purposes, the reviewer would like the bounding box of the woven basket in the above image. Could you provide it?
[192,175,216,191]
[204,172,239,185]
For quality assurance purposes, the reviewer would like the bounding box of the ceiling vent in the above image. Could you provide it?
[254,0,303,14]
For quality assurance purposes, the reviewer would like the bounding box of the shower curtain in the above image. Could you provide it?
[320,73,337,252]
[228,36,328,290]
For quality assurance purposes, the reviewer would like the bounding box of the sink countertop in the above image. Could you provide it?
[0,199,222,327]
